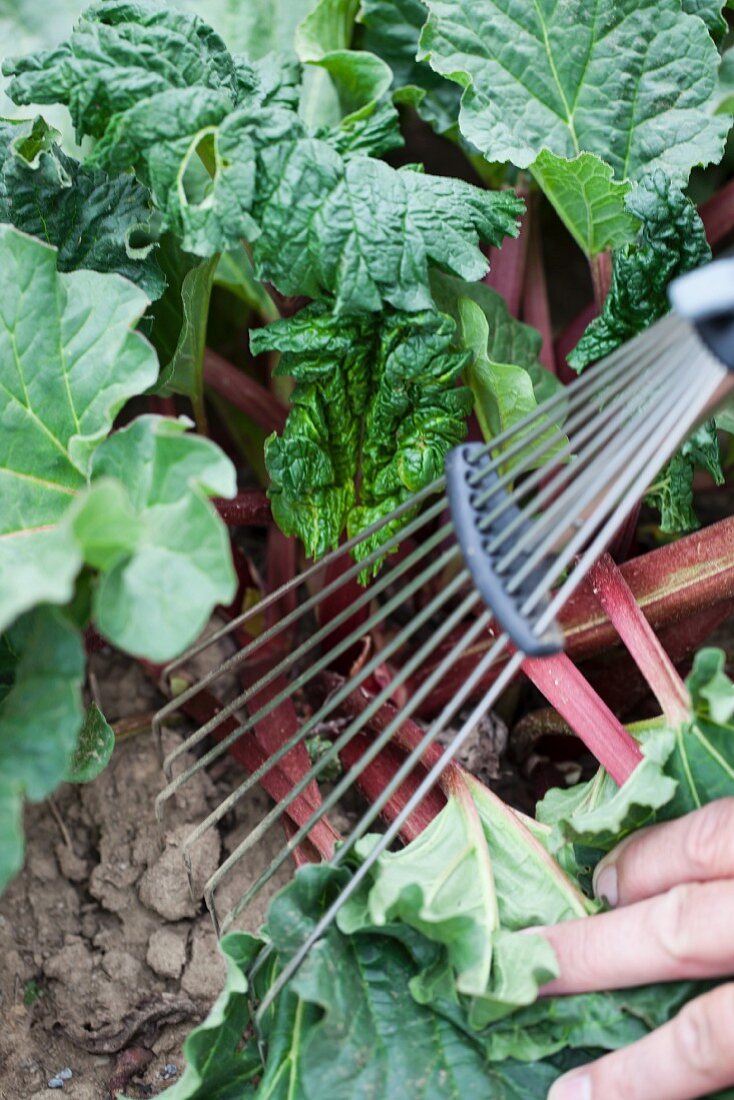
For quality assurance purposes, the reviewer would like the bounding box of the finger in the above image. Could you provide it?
[534,880,734,995]
[547,983,734,1100]
[592,798,734,907]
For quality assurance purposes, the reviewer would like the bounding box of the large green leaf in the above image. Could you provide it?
[0,116,164,297]
[682,0,728,37]
[530,151,640,258]
[0,606,84,890]
[419,0,729,182]
[253,147,522,314]
[0,224,157,631]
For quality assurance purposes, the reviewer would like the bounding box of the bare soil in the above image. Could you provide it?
[0,649,291,1100]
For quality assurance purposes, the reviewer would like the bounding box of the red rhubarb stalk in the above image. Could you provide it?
[484,186,531,317]
[409,515,734,716]
[700,179,734,250]
[214,491,271,526]
[523,217,556,374]
[204,349,287,434]
[587,554,690,726]
[521,651,642,784]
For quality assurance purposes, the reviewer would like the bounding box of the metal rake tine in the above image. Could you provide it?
[177,556,472,877]
[503,343,697,592]
[155,490,448,746]
[253,645,521,1019]
[157,525,462,810]
[206,586,488,935]
[535,351,728,627]
[484,347,679,554]
[476,347,674,537]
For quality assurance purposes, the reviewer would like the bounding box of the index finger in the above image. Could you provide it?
[593,798,734,908]
[534,879,734,995]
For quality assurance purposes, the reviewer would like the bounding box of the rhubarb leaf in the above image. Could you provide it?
[536,728,678,856]
[0,224,157,631]
[530,152,640,258]
[0,606,84,890]
[419,0,729,183]
[63,702,114,783]
[644,420,724,535]
[0,116,164,298]
[253,149,522,314]
[79,416,237,660]
[457,298,566,466]
[569,173,711,370]
[265,863,559,1099]
[254,306,472,559]
[359,0,461,134]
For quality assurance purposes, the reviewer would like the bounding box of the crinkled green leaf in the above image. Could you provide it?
[254,147,522,313]
[645,420,724,535]
[63,702,114,783]
[569,173,712,371]
[254,305,472,559]
[359,0,461,134]
[420,0,729,183]
[175,0,317,57]
[0,605,84,890]
[530,151,640,258]
[77,416,237,660]
[0,224,157,631]
[0,116,164,297]
[715,46,734,115]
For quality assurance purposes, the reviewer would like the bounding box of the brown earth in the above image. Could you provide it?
[0,648,292,1100]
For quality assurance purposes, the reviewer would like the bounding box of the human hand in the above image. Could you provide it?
[534,799,734,1100]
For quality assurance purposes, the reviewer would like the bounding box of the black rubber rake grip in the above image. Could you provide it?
[446,444,565,657]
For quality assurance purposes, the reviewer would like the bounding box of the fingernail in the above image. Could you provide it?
[592,860,618,906]
[548,1071,592,1100]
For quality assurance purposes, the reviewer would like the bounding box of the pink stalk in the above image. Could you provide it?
[213,491,271,526]
[484,186,532,317]
[521,651,642,785]
[590,251,612,312]
[554,301,598,383]
[587,554,690,727]
[204,349,287,434]
[523,216,556,374]
[700,179,734,249]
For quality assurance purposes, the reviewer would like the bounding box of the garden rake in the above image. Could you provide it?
[153,258,734,1020]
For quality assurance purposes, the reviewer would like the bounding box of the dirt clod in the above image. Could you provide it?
[146,930,187,980]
